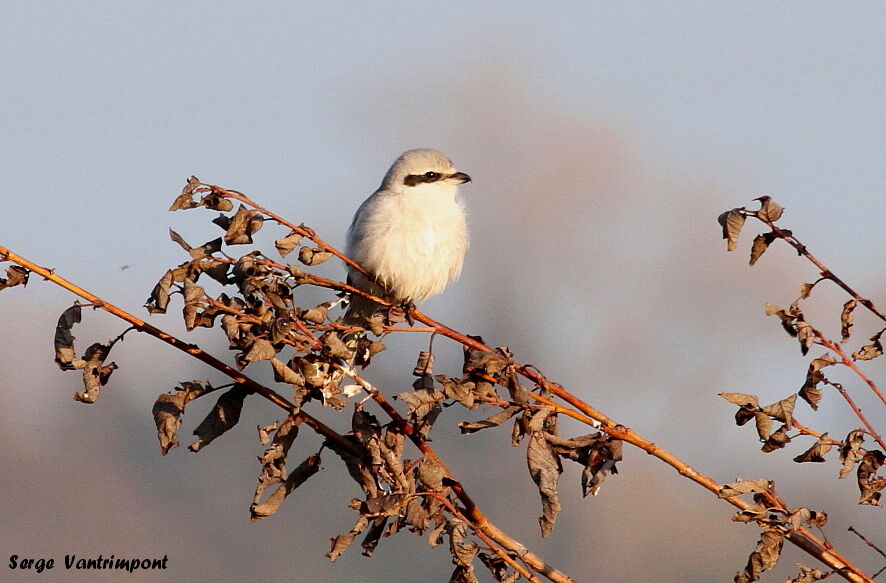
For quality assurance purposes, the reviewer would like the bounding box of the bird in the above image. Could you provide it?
[344,149,471,324]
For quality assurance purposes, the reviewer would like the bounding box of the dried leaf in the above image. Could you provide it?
[782,564,826,583]
[270,358,305,387]
[274,230,302,258]
[168,176,201,210]
[0,265,29,291]
[852,329,883,361]
[463,346,512,377]
[761,395,796,428]
[145,269,174,314]
[734,529,784,583]
[189,385,251,452]
[838,429,865,479]
[761,424,791,453]
[755,196,784,222]
[857,450,885,506]
[302,302,330,324]
[53,304,82,370]
[73,342,117,404]
[152,381,209,455]
[798,354,835,410]
[396,387,444,437]
[719,478,772,498]
[839,299,857,342]
[754,412,772,441]
[793,434,832,463]
[222,205,264,245]
[526,410,562,537]
[458,405,521,434]
[795,320,814,355]
[239,338,276,368]
[298,246,333,266]
[718,207,746,252]
[250,454,321,521]
[764,303,798,337]
[327,515,370,561]
[749,233,776,266]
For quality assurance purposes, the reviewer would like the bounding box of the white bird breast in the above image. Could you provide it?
[348,181,468,303]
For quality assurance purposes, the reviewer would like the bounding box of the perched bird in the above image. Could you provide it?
[344,149,471,323]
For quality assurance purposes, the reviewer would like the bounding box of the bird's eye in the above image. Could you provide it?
[424,172,439,181]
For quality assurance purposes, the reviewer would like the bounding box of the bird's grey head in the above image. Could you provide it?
[380,149,471,191]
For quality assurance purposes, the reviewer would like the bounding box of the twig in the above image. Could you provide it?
[748,214,885,323]
[206,192,876,583]
[815,331,886,409]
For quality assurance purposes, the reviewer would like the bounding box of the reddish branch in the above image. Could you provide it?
[815,331,886,410]
[193,187,875,583]
[748,214,885,323]
[0,245,572,583]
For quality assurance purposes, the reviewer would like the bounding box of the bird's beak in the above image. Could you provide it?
[448,171,471,184]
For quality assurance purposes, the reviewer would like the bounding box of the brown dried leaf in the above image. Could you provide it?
[793,434,833,463]
[145,269,175,314]
[53,304,82,370]
[302,302,330,324]
[274,230,302,258]
[718,207,746,252]
[321,331,352,360]
[396,387,444,437]
[73,342,117,404]
[239,338,276,368]
[250,453,321,521]
[181,279,206,331]
[526,416,562,537]
[761,395,796,428]
[719,478,773,498]
[222,205,264,245]
[270,358,305,387]
[152,381,209,455]
[795,320,814,355]
[0,265,29,291]
[754,412,773,440]
[463,346,512,377]
[761,424,791,453]
[734,529,784,583]
[782,564,826,583]
[839,299,857,342]
[327,515,370,562]
[298,246,333,266]
[458,405,521,434]
[857,450,885,506]
[448,517,479,569]
[852,329,883,361]
[755,196,784,222]
[799,354,835,410]
[720,392,759,407]
[749,233,776,266]
[764,303,798,337]
[168,176,201,211]
[189,385,251,452]
[839,429,865,479]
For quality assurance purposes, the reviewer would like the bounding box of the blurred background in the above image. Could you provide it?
[1,3,883,582]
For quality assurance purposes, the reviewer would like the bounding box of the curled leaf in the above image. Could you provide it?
[152,381,209,454]
[839,299,857,342]
[792,434,832,463]
[189,385,252,452]
[755,196,784,222]
[54,304,82,370]
[718,208,746,252]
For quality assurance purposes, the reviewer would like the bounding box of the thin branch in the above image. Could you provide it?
[205,191,876,583]
[751,215,885,323]
[1,245,573,583]
[815,331,886,409]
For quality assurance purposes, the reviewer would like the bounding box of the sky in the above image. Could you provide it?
[1,3,884,582]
